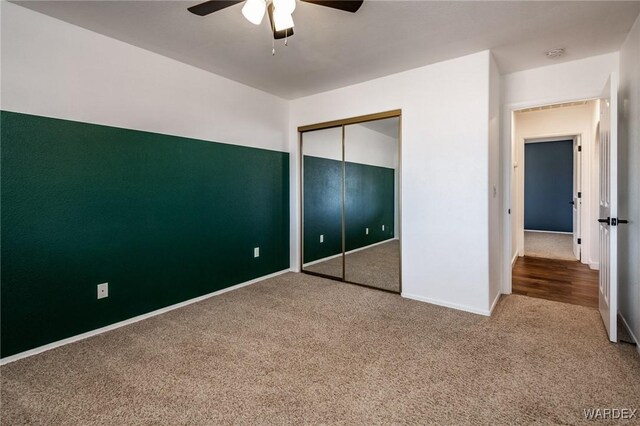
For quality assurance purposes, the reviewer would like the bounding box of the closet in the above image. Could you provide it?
[300,111,401,293]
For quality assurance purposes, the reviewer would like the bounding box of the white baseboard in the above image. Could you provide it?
[401,292,491,316]
[303,252,343,267]
[524,229,572,235]
[303,238,396,268]
[511,252,519,267]
[618,311,640,355]
[589,262,600,270]
[489,292,501,315]
[0,269,292,366]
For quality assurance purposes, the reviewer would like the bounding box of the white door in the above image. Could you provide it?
[572,136,582,260]
[598,73,618,343]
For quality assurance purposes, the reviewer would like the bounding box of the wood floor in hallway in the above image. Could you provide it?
[512,256,599,308]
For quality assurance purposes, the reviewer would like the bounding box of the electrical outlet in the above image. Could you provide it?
[320,234,324,243]
[366,228,369,235]
[254,247,260,258]
[382,225,385,231]
[97,283,108,299]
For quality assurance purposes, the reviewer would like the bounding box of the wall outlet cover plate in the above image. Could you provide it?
[97,283,108,299]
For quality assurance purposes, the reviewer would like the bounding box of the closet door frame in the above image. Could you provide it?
[298,109,402,294]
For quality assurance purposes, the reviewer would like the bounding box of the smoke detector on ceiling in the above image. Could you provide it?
[545,48,565,58]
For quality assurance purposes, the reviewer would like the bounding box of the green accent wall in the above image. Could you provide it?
[303,156,343,263]
[1,111,290,358]
[303,155,394,263]
[345,161,395,251]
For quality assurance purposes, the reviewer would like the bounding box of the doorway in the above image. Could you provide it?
[509,100,600,308]
[523,136,579,261]
[299,110,401,293]
[503,75,621,342]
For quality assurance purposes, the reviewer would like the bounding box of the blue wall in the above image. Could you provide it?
[524,140,573,232]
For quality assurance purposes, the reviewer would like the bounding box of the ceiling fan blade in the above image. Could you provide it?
[267,3,294,40]
[300,0,363,13]
[188,0,243,16]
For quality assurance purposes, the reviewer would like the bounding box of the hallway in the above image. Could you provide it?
[523,231,576,261]
[512,256,598,308]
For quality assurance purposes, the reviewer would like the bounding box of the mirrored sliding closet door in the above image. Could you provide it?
[301,126,344,279]
[300,112,401,293]
[344,118,400,292]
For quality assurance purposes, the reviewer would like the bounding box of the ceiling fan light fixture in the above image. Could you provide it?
[273,0,296,14]
[242,0,266,25]
[273,8,294,31]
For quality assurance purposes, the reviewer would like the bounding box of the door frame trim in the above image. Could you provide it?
[297,109,402,133]
[298,109,402,294]
[502,93,601,295]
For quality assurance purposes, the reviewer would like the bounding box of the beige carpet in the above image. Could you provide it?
[524,231,577,261]
[303,253,343,279]
[304,240,400,292]
[2,273,639,425]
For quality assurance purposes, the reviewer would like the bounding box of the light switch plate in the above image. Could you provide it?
[366,228,369,235]
[382,225,385,231]
[254,247,260,258]
[320,235,324,243]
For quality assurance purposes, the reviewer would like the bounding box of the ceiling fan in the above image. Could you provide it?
[188,0,364,41]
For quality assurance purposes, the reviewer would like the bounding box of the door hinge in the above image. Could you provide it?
[578,145,582,152]
[577,238,581,244]
[578,192,582,198]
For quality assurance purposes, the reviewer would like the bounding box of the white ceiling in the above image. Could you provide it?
[12,1,640,99]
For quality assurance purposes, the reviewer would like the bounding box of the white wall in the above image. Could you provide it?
[512,102,600,268]
[0,2,289,153]
[618,15,640,348]
[501,53,619,292]
[488,54,501,311]
[290,51,496,315]
[301,127,343,160]
[345,124,399,169]
[302,123,399,169]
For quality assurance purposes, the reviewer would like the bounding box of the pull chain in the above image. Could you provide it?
[272,29,292,55]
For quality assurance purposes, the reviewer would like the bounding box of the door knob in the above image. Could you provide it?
[618,219,629,224]
[598,217,610,225]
